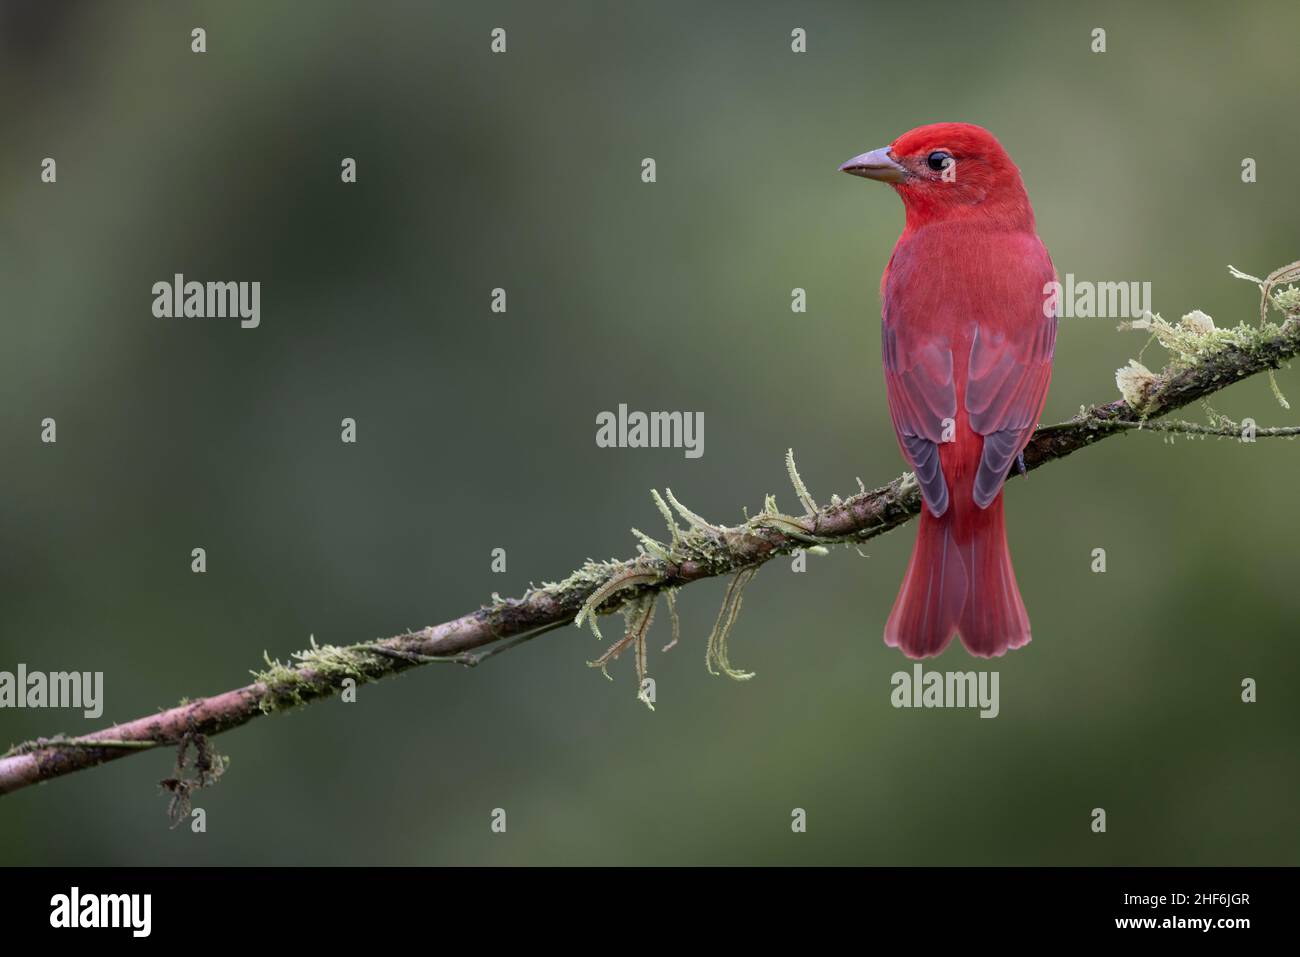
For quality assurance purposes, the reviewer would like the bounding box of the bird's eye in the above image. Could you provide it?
[926,151,952,172]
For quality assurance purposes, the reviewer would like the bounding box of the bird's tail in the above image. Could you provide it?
[884,493,1031,658]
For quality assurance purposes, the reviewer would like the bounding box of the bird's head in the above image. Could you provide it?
[840,122,1032,229]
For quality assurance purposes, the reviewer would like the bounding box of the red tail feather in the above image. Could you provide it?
[884,492,1031,659]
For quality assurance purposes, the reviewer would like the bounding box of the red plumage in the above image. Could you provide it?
[842,123,1056,658]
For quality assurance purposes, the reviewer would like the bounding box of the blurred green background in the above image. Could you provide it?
[2,0,1297,865]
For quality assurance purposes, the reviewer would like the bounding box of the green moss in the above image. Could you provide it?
[251,634,395,714]
[1120,310,1286,375]
[1118,261,1300,415]
[1272,284,1300,318]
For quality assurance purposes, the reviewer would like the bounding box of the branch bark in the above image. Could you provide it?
[2,317,1297,798]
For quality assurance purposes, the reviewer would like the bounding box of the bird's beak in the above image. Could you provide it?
[839,147,907,183]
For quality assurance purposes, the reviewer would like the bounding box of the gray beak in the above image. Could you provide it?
[839,147,907,183]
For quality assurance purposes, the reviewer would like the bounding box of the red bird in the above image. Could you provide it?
[840,123,1056,658]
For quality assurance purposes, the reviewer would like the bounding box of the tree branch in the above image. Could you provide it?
[2,313,1297,801]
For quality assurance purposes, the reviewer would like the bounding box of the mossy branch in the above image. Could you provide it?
[3,268,1298,804]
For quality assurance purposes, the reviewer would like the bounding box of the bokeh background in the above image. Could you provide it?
[2,0,1297,865]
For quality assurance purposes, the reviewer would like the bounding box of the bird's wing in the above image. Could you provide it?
[965,240,1058,508]
[882,319,957,518]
